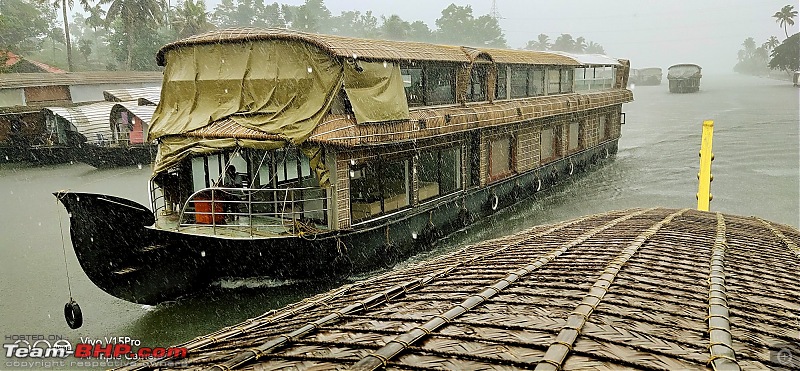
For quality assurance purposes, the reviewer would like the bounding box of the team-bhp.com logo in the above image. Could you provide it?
[4,335,187,369]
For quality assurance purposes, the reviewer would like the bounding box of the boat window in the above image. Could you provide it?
[529,69,545,96]
[401,67,423,106]
[598,115,607,141]
[350,157,411,222]
[467,65,487,102]
[489,135,513,181]
[510,67,528,98]
[540,127,555,161]
[418,145,462,202]
[561,69,574,93]
[495,65,508,100]
[424,65,456,105]
[568,122,580,152]
[547,68,561,94]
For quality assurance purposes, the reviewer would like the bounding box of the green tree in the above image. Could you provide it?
[742,37,756,57]
[434,4,506,47]
[585,41,605,54]
[525,34,550,51]
[46,0,90,71]
[764,35,780,51]
[78,38,92,62]
[212,0,283,28]
[171,0,214,39]
[85,4,106,31]
[551,34,576,52]
[407,21,432,42]
[379,15,410,40]
[773,5,797,39]
[101,0,165,70]
[574,36,587,53]
[331,10,378,38]
[0,0,52,53]
[283,0,331,32]
[769,32,799,73]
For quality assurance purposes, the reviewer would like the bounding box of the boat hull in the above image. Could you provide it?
[57,141,618,304]
[76,143,155,168]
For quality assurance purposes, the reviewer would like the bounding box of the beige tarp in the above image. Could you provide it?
[343,61,409,124]
[148,39,411,181]
[149,40,344,176]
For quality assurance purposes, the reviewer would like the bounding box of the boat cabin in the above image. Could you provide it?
[147,29,633,240]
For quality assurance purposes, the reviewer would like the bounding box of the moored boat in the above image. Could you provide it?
[668,63,702,93]
[636,67,663,85]
[56,28,633,304]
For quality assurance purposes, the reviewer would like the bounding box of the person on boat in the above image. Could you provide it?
[220,165,244,221]
[223,165,243,188]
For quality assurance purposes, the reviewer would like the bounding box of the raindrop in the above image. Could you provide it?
[221,58,225,64]
[76,196,80,202]
[349,170,355,178]
[224,88,228,94]
[201,251,206,257]
[352,53,358,59]
[38,222,41,226]
[69,161,74,165]
[137,164,142,169]
[67,213,72,218]
[109,262,113,266]
[90,237,94,242]
[412,232,418,239]
[4,155,7,160]
[9,190,13,195]
[307,67,313,73]
[383,61,387,68]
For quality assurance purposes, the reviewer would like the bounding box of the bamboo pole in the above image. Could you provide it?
[697,120,714,211]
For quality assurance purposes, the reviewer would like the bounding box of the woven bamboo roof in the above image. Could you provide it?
[157,28,470,66]
[183,89,633,147]
[117,207,800,370]
[0,72,163,89]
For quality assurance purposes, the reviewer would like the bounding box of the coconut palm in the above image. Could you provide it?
[525,34,550,51]
[765,35,780,50]
[171,0,214,39]
[47,0,90,71]
[773,5,797,39]
[101,0,165,70]
[742,37,756,57]
[574,36,587,53]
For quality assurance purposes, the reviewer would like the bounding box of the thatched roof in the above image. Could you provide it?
[117,207,800,370]
[0,72,162,89]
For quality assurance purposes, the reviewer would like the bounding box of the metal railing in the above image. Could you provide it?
[151,184,329,237]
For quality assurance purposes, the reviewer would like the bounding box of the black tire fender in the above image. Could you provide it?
[64,300,83,329]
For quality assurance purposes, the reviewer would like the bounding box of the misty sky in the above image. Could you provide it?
[203,0,798,73]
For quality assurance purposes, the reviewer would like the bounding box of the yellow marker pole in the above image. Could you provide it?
[697,120,714,211]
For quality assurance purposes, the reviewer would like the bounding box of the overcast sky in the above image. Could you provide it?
[204,0,797,73]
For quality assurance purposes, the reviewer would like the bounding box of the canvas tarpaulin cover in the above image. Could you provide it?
[149,40,344,177]
[149,39,411,181]
[343,61,409,124]
[667,65,701,79]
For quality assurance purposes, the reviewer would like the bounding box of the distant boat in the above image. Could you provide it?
[667,64,702,93]
[636,67,663,85]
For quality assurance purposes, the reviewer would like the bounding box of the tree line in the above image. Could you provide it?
[0,0,606,72]
[735,4,798,76]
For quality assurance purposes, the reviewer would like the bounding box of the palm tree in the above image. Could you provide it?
[765,35,780,50]
[525,33,550,51]
[171,0,214,39]
[742,37,756,57]
[101,0,165,70]
[574,36,587,53]
[85,4,107,32]
[585,41,605,54]
[47,0,90,72]
[773,5,797,39]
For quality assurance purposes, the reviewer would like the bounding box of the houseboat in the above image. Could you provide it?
[42,101,155,167]
[636,67,663,85]
[56,28,633,305]
[668,63,702,93]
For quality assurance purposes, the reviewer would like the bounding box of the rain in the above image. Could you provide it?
[0,0,798,369]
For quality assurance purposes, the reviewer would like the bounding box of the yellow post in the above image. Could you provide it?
[697,120,714,211]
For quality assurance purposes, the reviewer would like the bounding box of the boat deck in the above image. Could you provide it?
[121,207,800,370]
[154,211,329,238]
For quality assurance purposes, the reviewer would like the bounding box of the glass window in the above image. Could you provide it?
[540,127,554,160]
[496,66,507,100]
[489,136,512,179]
[468,66,487,102]
[568,122,580,151]
[381,159,410,212]
[510,67,528,98]
[561,69,574,93]
[440,146,461,194]
[401,67,423,106]
[598,116,607,141]
[424,65,455,105]
[548,69,561,94]
[418,151,440,201]
[529,69,545,96]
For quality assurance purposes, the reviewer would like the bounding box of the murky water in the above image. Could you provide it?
[1,74,797,369]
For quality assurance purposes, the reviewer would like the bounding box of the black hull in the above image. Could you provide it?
[57,141,618,304]
[75,143,155,168]
[1,145,78,165]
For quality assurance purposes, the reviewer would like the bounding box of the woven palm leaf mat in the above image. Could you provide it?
[119,208,800,370]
